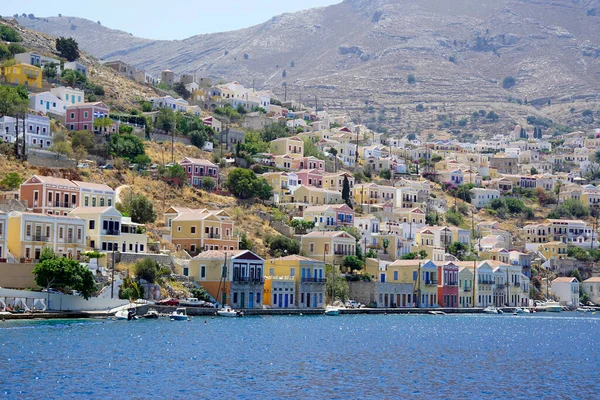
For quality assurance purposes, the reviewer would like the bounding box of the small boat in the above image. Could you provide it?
[429,310,446,316]
[217,306,244,317]
[142,309,159,319]
[169,308,189,321]
[324,305,341,316]
[483,306,499,314]
[180,298,203,307]
[115,308,137,321]
[576,307,593,313]
[535,301,563,312]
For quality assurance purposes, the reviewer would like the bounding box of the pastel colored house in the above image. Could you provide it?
[66,102,111,132]
[188,249,264,308]
[261,172,299,204]
[179,157,219,189]
[292,156,325,171]
[285,185,343,206]
[0,114,53,149]
[303,204,354,230]
[582,277,600,305]
[150,95,189,112]
[300,231,357,266]
[51,86,85,105]
[29,91,66,116]
[64,61,88,77]
[265,255,326,309]
[476,261,495,307]
[14,51,61,74]
[72,181,116,208]
[270,136,304,158]
[70,206,147,253]
[7,211,86,262]
[321,172,355,193]
[551,277,579,307]
[1,63,42,88]
[168,208,238,254]
[296,169,323,188]
[20,175,80,216]
[438,261,459,307]
[470,188,500,208]
[458,265,474,308]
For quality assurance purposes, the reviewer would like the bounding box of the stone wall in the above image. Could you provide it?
[348,281,377,306]
[117,252,172,266]
[151,133,191,146]
[0,288,128,311]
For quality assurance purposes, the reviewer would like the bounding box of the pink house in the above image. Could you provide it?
[293,156,325,171]
[66,101,111,132]
[179,157,219,189]
[438,261,459,307]
[296,169,323,188]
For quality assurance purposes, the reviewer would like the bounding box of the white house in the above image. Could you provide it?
[29,91,66,116]
[51,86,85,106]
[582,277,600,305]
[64,61,87,77]
[150,95,189,112]
[470,188,500,208]
[551,277,579,307]
[0,114,53,149]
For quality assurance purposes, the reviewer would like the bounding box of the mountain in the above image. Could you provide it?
[13,0,600,129]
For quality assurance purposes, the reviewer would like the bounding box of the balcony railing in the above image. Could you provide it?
[334,251,352,256]
[61,237,79,244]
[301,277,327,283]
[232,277,264,284]
[425,280,438,286]
[496,284,505,289]
[207,233,220,239]
[49,202,75,208]
[31,235,50,242]
[102,229,120,236]
[478,280,494,285]
[447,281,458,286]
[463,287,472,292]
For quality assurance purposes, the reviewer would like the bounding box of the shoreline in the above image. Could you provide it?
[1,306,572,320]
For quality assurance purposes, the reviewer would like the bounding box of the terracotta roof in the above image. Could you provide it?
[268,255,324,263]
[72,181,115,191]
[302,231,352,238]
[29,175,74,186]
[583,277,600,283]
[180,157,216,166]
[71,206,116,214]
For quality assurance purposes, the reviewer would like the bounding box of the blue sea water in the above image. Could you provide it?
[0,313,599,399]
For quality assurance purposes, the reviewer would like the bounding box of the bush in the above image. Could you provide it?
[502,76,516,89]
[56,37,80,61]
[134,258,159,283]
[265,234,300,257]
[548,199,590,219]
[0,26,21,42]
[407,74,416,84]
[445,209,463,226]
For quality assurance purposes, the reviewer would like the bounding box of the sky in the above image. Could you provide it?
[3,0,342,40]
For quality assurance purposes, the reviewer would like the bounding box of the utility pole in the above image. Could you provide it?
[111,249,116,299]
[21,116,26,158]
[14,115,19,159]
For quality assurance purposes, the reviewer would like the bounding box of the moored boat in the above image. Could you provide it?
[169,307,189,321]
[324,305,341,316]
[535,301,562,312]
[483,306,500,314]
[115,308,137,321]
[142,309,159,319]
[217,305,243,317]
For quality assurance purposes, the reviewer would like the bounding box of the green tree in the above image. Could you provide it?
[190,130,208,149]
[402,250,429,260]
[133,154,152,169]
[0,26,21,42]
[567,247,590,262]
[382,238,390,254]
[342,255,364,271]
[39,247,57,263]
[127,194,157,224]
[71,130,96,151]
[486,111,499,121]
[0,172,23,190]
[0,85,29,117]
[33,257,96,299]
[239,232,254,251]
[502,76,516,89]
[140,101,153,112]
[158,164,188,187]
[407,74,416,84]
[445,208,463,226]
[156,107,176,133]
[172,82,190,99]
[134,258,159,283]
[447,242,469,260]
[260,123,288,142]
[290,219,315,234]
[202,176,215,192]
[265,234,300,257]
[379,168,392,180]
[61,69,86,87]
[93,117,113,133]
[326,265,349,303]
[548,199,589,219]
[42,62,58,79]
[225,168,272,200]
[50,131,72,159]
[431,154,442,163]
[109,134,145,160]
[570,268,583,282]
[55,37,80,61]
[342,175,352,207]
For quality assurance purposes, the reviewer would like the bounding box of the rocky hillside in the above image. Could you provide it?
[12,0,600,107]
[0,18,159,111]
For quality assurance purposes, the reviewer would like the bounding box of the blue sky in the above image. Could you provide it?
[3,0,342,40]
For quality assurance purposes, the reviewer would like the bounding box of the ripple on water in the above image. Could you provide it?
[0,314,599,398]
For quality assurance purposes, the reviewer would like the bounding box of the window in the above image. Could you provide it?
[26,225,31,236]
[177,226,181,232]
[89,220,95,230]
[108,199,112,206]
[290,268,295,277]
[83,124,88,130]
[256,293,261,304]
[70,112,75,119]
[84,111,88,119]
[191,226,196,234]
[100,198,105,207]
[92,198,96,207]
[190,244,196,253]
[201,266,206,279]
[233,292,238,303]
[394,271,398,280]
[59,227,64,239]
[183,267,189,276]
[84,196,89,206]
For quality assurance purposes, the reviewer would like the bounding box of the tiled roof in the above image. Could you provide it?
[193,250,247,259]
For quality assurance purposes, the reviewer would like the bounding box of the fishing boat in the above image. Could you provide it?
[429,310,446,316]
[217,305,244,317]
[324,305,341,316]
[169,308,189,321]
[142,309,159,319]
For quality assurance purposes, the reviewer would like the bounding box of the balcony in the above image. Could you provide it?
[425,280,438,286]
[334,250,352,256]
[207,233,220,239]
[447,281,458,286]
[62,236,79,244]
[102,229,120,236]
[496,284,505,289]
[463,288,472,292]
[478,280,494,285]
[31,235,50,242]
[301,277,327,283]
[49,202,75,209]
[232,277,264,284]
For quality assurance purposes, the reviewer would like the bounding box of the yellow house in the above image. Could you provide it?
[321,172,355,193]
[187,249,264,308]
[261,172,298,204]
[286,185,343,206]
[457,265,475,308]
[7,211,86,261]
[270,136,304,158]
[381,259,439,307]
[171,211,237,255]
[300,231,356,266]
[539,241,568,260]
[2,63,43,88]
[264,255,326,308]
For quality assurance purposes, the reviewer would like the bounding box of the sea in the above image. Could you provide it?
[0,313,598,399]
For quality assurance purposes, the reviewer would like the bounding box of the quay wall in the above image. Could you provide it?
[0,288,129,311]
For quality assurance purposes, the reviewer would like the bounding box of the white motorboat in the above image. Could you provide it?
[169,307,189,321]
[180,298,203,307]
[483,306,500,314]
[217,306,243,317]
[142,309,159,319]
[576,307,593,313]
[514,307,528,314]
[429,311,446,316]
[114,308,137,321]
[535,301,563,312]
[324,305,341,316]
